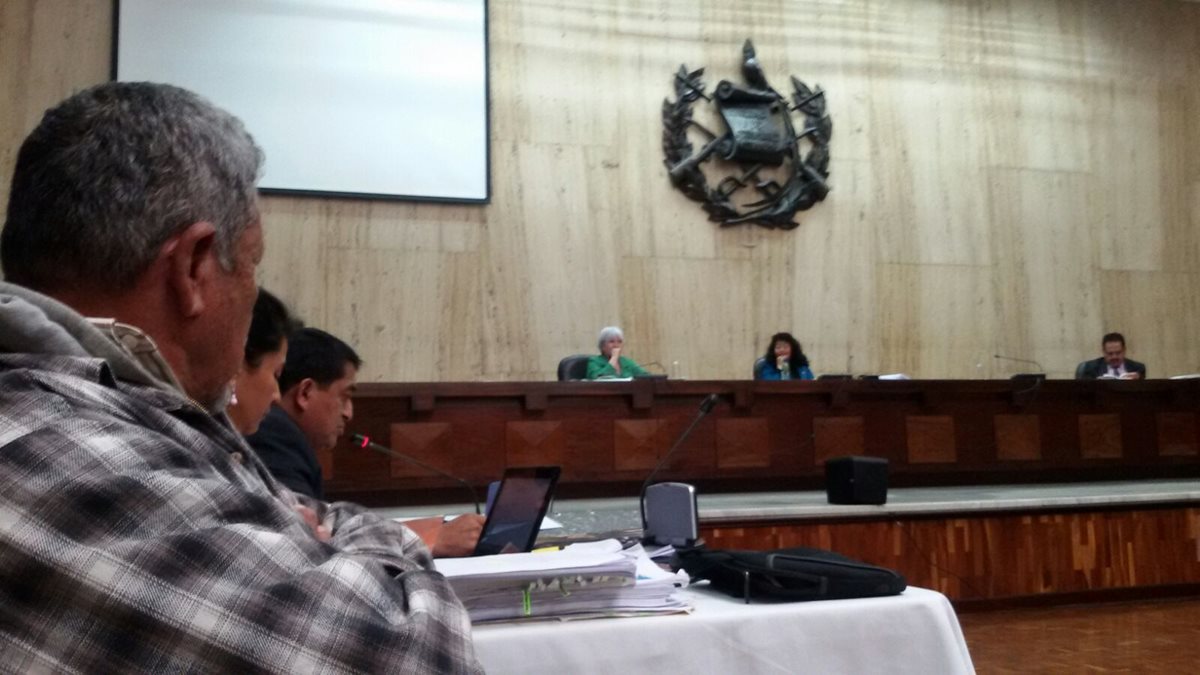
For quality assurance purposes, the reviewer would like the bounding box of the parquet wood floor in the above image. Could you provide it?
[959,597,1200,673]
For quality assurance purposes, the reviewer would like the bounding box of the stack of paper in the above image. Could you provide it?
[434,539,691,623]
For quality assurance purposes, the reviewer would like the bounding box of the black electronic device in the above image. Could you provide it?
[473,466,561,556]
[824,456,889,505]
[1010,373,1046,382]
[993,354,1046,377]
[643,482,698,547]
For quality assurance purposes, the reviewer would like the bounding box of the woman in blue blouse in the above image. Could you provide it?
[755,332,814,380]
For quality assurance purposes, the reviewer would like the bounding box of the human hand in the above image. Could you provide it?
[431,514,486,558]
[1120,372,1141,380]
[293,504,331,542]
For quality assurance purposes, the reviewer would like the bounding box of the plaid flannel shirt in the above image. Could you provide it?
[0,287,482,673]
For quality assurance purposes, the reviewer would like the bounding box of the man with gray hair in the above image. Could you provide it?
[0,82,480,672]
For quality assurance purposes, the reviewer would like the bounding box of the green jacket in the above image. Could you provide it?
[586,354,649,379]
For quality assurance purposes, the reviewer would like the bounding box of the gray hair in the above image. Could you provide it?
[1,82,263,291]
[597,326,624,352]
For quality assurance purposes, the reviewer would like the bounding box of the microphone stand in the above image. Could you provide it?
[350,433,481,514]
[992,355,1045,401]
[639,394,720,530]
[992,354,1046,374]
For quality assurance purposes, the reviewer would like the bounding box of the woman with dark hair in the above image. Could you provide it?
[227,288,299,434]
[755,332,814,380]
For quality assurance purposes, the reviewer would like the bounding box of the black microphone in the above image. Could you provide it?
[639,394,720,533]
[993,354,1045,373]
[350,433,481,514]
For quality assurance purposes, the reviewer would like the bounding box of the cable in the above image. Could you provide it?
[893,518,989,602]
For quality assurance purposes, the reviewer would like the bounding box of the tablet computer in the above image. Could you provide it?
[473,466,561,556]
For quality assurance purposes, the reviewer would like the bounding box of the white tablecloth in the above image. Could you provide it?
[472,585,974,674]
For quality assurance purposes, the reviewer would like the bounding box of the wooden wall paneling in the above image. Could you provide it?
[876,264,995,380]
[258,197,334,329]
[421,410,509,484]
[390,423,453,478]
[1039,412,1082,465]
[1156,413,1198,457]
[986,170,1102,380]
[866,0,992,273]
[700,507,1200,602]
[790,160,878,379]
[331,381,1200,502]
[1110,402,1158,464]
[478,141,540,381]
[715,418,770,469]
[760,394,819,473]
[862,397,916,466]
[907,415,956,464]
[952,404,999,469]
[1158,81,1200,277]
[618,257,757,382]
[812,416,865,465]
[613,419,664,472]
[326,247,444,382]
[0,0,110,213]
[873,96,992,270]
[1090,82,1164,274]
[558,402,630,480]
[1078,414,1122,460]
[505,420,565,467]
[650,404,719,480]
[977,2,1090,175]
[1098,271,1200,380]
[994,414,1041,461]
[1080,3,1196,84]
[3,1,1200,383]
[520,144,621,379]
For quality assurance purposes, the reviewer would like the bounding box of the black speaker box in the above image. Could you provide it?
[825,456,888,505]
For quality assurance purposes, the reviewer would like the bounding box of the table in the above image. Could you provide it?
[471,585,974,674]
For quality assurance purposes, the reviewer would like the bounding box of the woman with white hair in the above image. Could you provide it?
[587,326,649,379]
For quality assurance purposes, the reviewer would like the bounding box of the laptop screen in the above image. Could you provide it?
[473,466,561,556]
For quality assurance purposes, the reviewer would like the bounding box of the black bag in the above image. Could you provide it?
[676,546,906,602]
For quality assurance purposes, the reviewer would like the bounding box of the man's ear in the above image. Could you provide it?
[163,221,220,319]
[293,378,318,412]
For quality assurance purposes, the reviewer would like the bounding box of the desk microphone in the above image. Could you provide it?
[640,361,668,375]
[350,433,481,514]
[993,354,1045,374]
[640,393,720,546]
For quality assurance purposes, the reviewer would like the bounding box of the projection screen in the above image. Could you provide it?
[115,0,490,202]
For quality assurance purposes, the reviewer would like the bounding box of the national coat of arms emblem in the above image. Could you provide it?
[662,40,832,229]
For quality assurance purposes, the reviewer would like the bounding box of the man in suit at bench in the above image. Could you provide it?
[1076,332,1146,380]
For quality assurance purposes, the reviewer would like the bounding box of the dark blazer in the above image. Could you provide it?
[1075,357,1147,380]
[246,405,325,500]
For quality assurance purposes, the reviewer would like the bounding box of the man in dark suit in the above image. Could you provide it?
[247,327,357,500]
[247,327,484,556]
[1076,332,1146,380]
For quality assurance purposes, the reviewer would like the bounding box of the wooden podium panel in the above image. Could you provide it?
[701,506,1200,603]
[329,379,1200,505]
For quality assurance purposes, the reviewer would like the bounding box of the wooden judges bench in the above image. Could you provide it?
[333,378,1200,603]
[332,378,1200,503]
